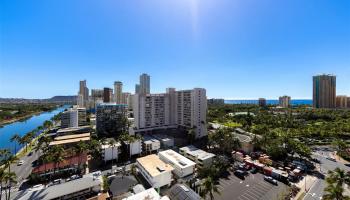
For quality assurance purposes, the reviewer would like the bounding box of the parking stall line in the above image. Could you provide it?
[254,185,270,193]
[239,194,253,200]
[256,182,272,190]
[241,193,258,200]
[245,190,262,199]
[220,180,231,187]
[238,196,250,200]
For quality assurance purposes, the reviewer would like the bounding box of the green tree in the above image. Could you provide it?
[10,134,21,154]
[323,168,350,200]
[201,176,220,200]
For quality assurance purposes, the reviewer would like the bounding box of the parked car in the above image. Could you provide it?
[264,176,278,185]
[17,160,24,166]
[344,163,350,167]
[53,179,62,185]
[250,168,258,174]
[326,157,336,162]
[234,170,246,179]
[70,175,80,180]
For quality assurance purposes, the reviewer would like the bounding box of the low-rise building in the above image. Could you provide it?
[179,145,215,169]
[158,149,196,178]
[152,134,174,148]
[49,133,91,148]
[123,188,170,200]
[136,154,174,188]
[101,138,121,162]
[143,135,161,154]
[56,125,92,136]
[19,172,102,200]
[233,132,254,154]
[122,139,142,157]
[168,184,201,200]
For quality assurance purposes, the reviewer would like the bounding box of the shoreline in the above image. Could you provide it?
[0,111,44,127]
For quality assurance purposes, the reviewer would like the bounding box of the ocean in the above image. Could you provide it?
[224,99,312,106]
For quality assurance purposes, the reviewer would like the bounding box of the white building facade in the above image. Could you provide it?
[158,149,196,178]
[136,154,174,188]
[133,88,207,138]
[61,107,86,128]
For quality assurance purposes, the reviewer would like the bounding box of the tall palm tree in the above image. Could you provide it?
[323,168,350,200]
[50,146,65,179]
[201,176,220,200]
[74,141,87,172]
[108,139,116,173]
[3,172,16,200]
[0,168,5,200]
[10,134,21,154]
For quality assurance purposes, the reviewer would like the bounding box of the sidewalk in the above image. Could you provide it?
[293,175,317,200]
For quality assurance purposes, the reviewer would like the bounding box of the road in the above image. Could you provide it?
[304,148,350,200]
[1,149,42,200]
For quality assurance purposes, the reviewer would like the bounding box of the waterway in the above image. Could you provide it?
[0,105,69,154]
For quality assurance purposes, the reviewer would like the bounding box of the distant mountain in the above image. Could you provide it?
[0,96,77,104]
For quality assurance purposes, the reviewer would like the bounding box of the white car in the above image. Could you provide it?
[17,160,25,166]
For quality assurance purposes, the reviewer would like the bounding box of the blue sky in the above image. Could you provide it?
[1,0,349,99]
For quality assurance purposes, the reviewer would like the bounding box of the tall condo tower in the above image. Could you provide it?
[139,73,150,95]
[114,81,123,104]
[313,74,336,108]
[78,80,89,108]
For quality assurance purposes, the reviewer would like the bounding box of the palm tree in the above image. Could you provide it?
[0,168,5,200]
[50,146,65,179]
[3,155,18,175]
[323,168,350,200]
[10,134,21,154]
[108,139,116,173]
[74,141,88,172]
[3,172,17,200]
[201,176,220,200]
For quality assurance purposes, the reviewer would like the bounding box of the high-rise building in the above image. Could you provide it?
[103,87,113,103]
[336,95,348,108]
[313,74,336,108]
[139,73,150,95]
[133,88,207,138]
[347,97,350,109]
[258,98,266,107]
[135,84,140,94]
[96,103,128,137]
[208,99,225,105]
[122,92,131,105]
[114,81,123,104]
[279,96,291,108]
[77,94,84,108]
[61,107,87,128]
[78,80,89,108]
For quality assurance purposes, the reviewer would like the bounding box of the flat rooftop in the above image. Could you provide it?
[123,188,160,200]
[180,145,215,160]
[54,133,90,141]
[137,154,174,177]
[49,137,90,146]
[158,150,196,169]
[18,172,102,200]
[57,126,91,133]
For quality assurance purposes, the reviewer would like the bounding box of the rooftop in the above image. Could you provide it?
[137,154,174,177]
[32,153,87,174]
[123,188,160,200]
[49,137,90,146]
[179,145,215,161]
[54,133,90,141]
[18,172,101,200]
[158,150,196,169]
[56,126,91,134]
[168,184,201,200]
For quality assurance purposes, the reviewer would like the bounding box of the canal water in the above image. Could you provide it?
[0,105,68,154]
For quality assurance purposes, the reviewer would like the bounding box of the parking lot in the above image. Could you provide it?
[212,171,289,200]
